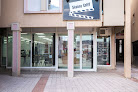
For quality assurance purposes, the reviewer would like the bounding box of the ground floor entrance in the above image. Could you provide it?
[20,33,95,71]
[0,28,112,72]
[58,34,93,70]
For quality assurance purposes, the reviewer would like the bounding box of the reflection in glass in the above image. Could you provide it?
[97,36,110,65]
[74,35,80,69]
[32,33,54,67]
[1,32,7,66]
[7,33,12,67]
[82,35,93,69]
[48,0,59,10]
[58,35,68,69]
[21,33,31,67]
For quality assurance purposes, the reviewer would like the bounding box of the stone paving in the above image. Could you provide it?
[0,71,138,92]
[0,74,41,92]
[44,72,138,92]
[0,63,138,92]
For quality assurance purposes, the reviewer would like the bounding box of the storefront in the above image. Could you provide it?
[0,0,132,78]
[0,27,111,72]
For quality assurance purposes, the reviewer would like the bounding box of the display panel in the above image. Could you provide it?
[97,36,110,65]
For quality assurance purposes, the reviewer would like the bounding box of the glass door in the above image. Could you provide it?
[58,34,68,69]
[21,33,31,67]
[32,33,55,67]
[0,31,7,66]
[74,34,80,69]
[57,34,93,70]
[82,34,93,69]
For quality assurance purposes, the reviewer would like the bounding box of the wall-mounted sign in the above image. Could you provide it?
[63,0,100,20]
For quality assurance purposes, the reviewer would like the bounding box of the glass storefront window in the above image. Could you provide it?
[48,0,59,10]
[97,36,110,65]
[7,33,12,67]
[32,33,55,67]
[0,30,7,66]
[21,33,31,67]
[82,34,93,69]
[58,35,68,69]
[74,35,80,69]
[2,37,7,66]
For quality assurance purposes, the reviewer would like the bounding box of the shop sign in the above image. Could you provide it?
[63,0,100,20]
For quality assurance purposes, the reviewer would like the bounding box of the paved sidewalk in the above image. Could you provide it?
[0,71,138,92]
[44,72,138,92]
[0,74,41,92]
[0,63,138,92]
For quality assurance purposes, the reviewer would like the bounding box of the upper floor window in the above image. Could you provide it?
[24,0,62,13]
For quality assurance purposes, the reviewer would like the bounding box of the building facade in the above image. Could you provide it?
[0,0,132,78]
[131,0,138,67]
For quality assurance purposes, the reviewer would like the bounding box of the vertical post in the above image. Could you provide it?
[11,23,21,76]
[93,28,97,71]
[80,34,82,70]
[68,30,74,77]
[55,31,58,71]
[124,0,131,78]
[111,28,116,69]
[67,22,75,77]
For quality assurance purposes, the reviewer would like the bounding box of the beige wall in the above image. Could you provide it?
[0,0,102,28]
[103,0,124,26]
[131,0,138,42]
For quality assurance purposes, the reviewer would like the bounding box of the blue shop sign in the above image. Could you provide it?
[63,0,100,20]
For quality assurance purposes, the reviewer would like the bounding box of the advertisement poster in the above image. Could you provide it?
[63,0,100,20]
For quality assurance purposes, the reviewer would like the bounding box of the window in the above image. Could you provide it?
[97,36,110,65]
[24,0,62,13]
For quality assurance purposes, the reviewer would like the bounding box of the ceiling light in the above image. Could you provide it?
[21,33,28,35]
[36,33,45,35]
[38,36,45,38]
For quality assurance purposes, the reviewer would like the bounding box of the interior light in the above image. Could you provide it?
[36,33,45,35]
[38,36,45,38]
[21,33,28,34]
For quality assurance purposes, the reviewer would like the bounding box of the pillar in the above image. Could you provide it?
[11,23,21,76]
[68,29,74,77]
[93,28,97,71]
[111,29,116,69]
[67,22,75,77]
[124,0,131,78]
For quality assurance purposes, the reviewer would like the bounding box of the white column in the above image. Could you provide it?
[80,34,82,70]
[111,29,116,69]
[12,29,21,76]
[68,29,74,77]
[55,32,58,71]
[93,28,97,71]
[124,0,131,78]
